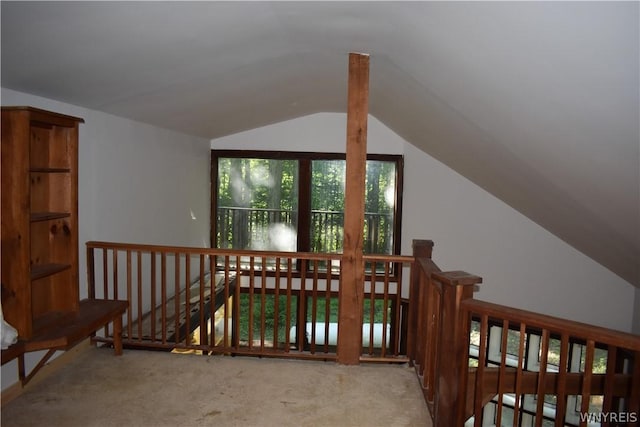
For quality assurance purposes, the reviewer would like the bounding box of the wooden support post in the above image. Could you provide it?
[337,52,370,365]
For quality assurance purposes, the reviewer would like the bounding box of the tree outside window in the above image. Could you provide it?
[211,150,403,271]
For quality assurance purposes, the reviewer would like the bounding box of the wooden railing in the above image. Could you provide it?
[86,239,640,425]
[408,240,640,427]
[86,241,412,362]
[462,300,640,427]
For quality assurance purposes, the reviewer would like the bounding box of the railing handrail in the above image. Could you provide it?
[462,298,640,351]
[87,240,413,264]
[363,254,414,263]
[408,238,640,425]
[217,206,295,212]
[86,240,343,261]
[217,206,393,216]
[417,257,442,275]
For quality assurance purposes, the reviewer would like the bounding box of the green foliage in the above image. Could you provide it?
[216,156,398,254]
[238,293,297,344]
[217,158,298,210]
[238,294,390,345]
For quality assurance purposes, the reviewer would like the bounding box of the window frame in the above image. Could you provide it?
[210,149,404,259]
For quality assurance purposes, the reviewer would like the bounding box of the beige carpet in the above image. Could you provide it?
[1,347,431,427]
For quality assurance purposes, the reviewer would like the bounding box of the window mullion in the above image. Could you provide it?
[297,158,312,255]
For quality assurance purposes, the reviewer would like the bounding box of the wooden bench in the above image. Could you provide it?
[1,298,128,385]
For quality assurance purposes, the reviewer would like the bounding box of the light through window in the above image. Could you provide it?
[211,150,403,272]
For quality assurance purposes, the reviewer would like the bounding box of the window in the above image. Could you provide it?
[211,150,403,262]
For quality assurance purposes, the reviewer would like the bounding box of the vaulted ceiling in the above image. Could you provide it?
[2,2,638,287]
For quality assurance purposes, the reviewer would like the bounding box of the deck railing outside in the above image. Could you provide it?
[86,241,412,362]
[216,207,394,255]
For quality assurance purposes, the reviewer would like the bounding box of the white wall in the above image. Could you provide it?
[403,140,635,333]
[1,88,211,390]
[211,112,637,333]
[211,112,403,154]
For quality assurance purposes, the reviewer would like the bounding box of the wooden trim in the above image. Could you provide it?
[1,106,84,129]
[462,299,640,351]
[297,158,312,254]
[211,149,401,162]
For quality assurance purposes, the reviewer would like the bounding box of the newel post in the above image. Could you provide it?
[431,271,482,426]
[412,239,434,259]
[407,240,435,362]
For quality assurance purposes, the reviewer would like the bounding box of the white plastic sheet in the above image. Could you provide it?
[1,302,18,349]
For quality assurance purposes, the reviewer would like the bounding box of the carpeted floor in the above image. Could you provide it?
[1,347,431,427]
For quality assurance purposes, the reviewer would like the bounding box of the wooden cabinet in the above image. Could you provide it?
[1,107,127,382]
[1,107,82,339]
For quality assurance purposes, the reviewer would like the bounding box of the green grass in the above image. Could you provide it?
[237,294,390,344]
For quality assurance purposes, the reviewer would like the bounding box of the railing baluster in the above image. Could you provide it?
[150,251,156,342]
[324,265,331,354]
[298,260,308,351]
[393,263,402,356]
[209,254,216,349]
[161,252,167,345]
[102,249,108,299]
[185,254,191,347]
[579,340,595,426]
[535,329,550,427]
[555,333,569,427]
[381,261,390,358]
[112,249,118,301]
[174,253,180,344]
[233,255,240,351]
[248,256,255,350]
[474,314,488,427]
[369,263,376,356]
[274,257,281,349]
[260,256,266,352]
[126,250,132,340]
[285,257,292,352]
[495,320,509,427]
[199,254,206,347]
[222,256,230,350]
[513,322,526,427]
[87,246,96,299]
[311,259,319,354]
[137,251,143,342]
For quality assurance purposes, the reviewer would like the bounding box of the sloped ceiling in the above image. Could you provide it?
[2,2,638,287]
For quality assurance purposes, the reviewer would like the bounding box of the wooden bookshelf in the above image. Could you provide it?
[1,107,127,375]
